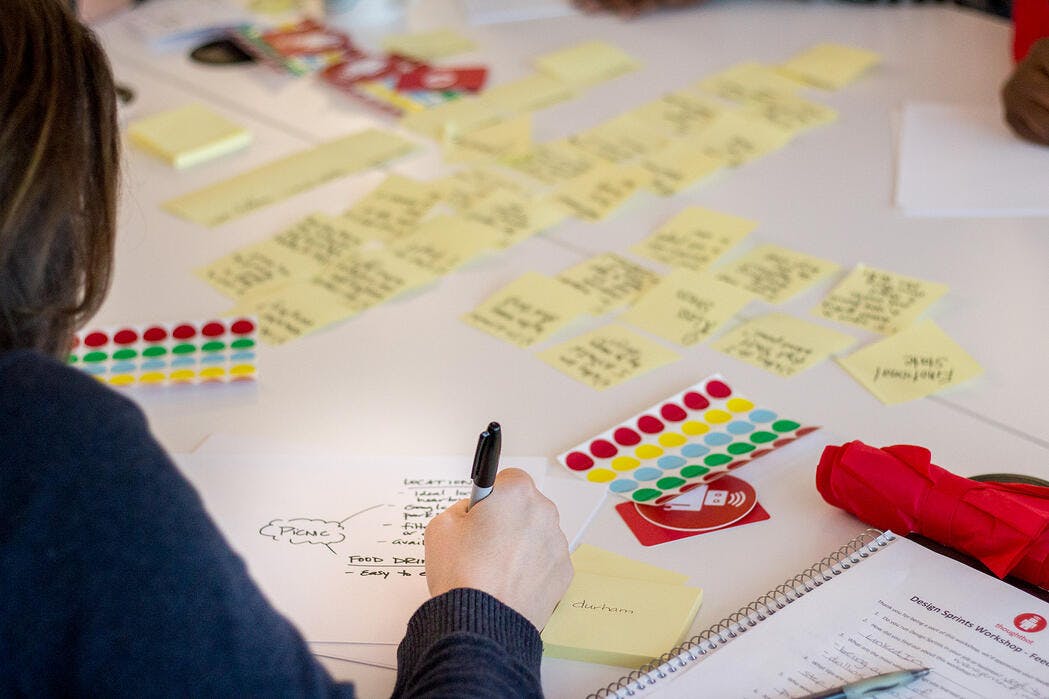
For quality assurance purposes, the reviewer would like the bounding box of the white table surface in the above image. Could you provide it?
[93,2,1048,697]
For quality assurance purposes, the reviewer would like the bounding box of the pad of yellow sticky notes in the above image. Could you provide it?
[129,103,251,169]
[447,114,533,163]
[713,313,856,377]
[633,206,757,272]
[542,545,702,667]
[715,243,839,303]
[462,272,592,348]
[534,40,640,87]
[462,189,568,248]
[556,253,661,315]
[837,320,983,404]
[778,43,881,90]
[556,162,652,222]
[539,324,679,390]
[814,264,948,335]
[622,269,754,347]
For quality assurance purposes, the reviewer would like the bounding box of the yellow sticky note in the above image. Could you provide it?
[814,264,949,335]
[481,73,575,114]
[713,312,856,377]
[743,93,838,134]
[697,62,804,104]
[555,162,651,222]
[640,141,725,197]
[837,320,983,404]
[164,129,416,226]
[344,174,441,241]
[685,111,794,167]
[534,40,640,86]
[435,167,528,211]
[197,213,371,300]
[570,113,668,164]
[381,28,476,60]
[541,571,702,667]
[129,103,251,169]
[715,243,839,303]
[627,91,728,139]
[539,324,679,390]
[461,272,592,348]
[622,269,754,347]
[632,206,757,272]
[311,248,436,314]
[389,215,502,275]
[236,280,355,346]
[463,189,568,248]
[400,96,503,141]
[778,43,881,90]
[506,139,601,186]
[447,114,533,163]
[571,545,689,585]
[556,253,661,314]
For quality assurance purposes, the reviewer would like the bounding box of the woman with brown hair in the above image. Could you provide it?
[0,2,571,695]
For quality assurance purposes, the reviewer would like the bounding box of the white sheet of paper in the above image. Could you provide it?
[459,0,580,25]
[896,102,1049,217]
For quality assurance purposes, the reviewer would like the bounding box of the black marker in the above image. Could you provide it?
[467,422,501,511]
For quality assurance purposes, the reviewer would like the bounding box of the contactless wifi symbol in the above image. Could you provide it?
[727,491,747,507]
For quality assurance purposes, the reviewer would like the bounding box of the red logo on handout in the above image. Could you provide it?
[1014,613,1047,633]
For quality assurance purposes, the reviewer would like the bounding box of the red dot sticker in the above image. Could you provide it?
[71,336,80,349]
[706,380,731,398]
[660,403,687,422]
[613,427,642,446]
[173,324,196,340]
[750,449,773,459]
[84,332,108,348]
[683,391,710,410]
[654,494,678,506]
[637,415,664,434]
[589,439,618,459]
[796,426,819,438]
[565,452,594,471]
[143,326,167,342]
[113,329,138,345]
[773,437,796,449]
[202,321,225,337]
[727,461,749,470]
[231,318,256,335]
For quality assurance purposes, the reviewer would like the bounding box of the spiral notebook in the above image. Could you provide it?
[588,531,1049,698]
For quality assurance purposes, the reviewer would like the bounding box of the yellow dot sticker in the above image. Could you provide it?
[611,456,641,471]
[681,421,709,436]
[139,372,165,384]
[635,444,664,459]
[108,374,134,386]
[704,409,731,424]
[658,433,687,447]
[726,397,755,412]
[170,369,195,382]
[586,468,617,483]
[200,367,226,379]
[230,364,256,376]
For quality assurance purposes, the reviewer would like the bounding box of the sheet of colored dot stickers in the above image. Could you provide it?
[558,374,818,505]
[68,317,258,386]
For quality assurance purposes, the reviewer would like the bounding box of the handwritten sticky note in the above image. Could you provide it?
[129,103,251,169]
[461,272,591,348]
[697,62,803,104]
[570,112,668,164]
[164,129,416,226]
[632,206,757,272]
[684,111,793,166]
[311,249,436,314]
[622,269,754,347]
[344,174,441,241]
[435,167,528,211]
[814,264,949,335]
[778,43,881,90]
[400,96,502,141]
[481,73,575,114]
[507,139,600,186]
[640,141,725,197]
[555,162,651,222]
[381,28,476,60]
[197,214,371,300]
[390,215,502,275]
[236,280,354,346]
[714,243,839,303]
[556,253,661,314]
[539,324,679,390]
[713,312,855,377]
[743,93,838,134]
[571,545,688,585]
[463,189,568,248]
[627,91,728,138]
[534,40,640,86]
[447,114,533,163]
[837,320,983,404]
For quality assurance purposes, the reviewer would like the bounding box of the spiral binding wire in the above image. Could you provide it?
[588,529,896,699]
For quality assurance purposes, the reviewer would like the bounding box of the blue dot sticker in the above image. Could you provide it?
[657,455,687,470]
[681,444,710,458]
[750,409,777,423]
[634,467,663,482]
[703,433,733,447]
[610,479,638,493]
[726,421,754,435]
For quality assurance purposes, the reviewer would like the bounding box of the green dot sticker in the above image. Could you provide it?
[681,465,709,478]
[751,431,777,444]
[656,476,686,490]
[83,351,107,363]
[68,355,78,364]
[112,348,137,360]
[772,419,800,433]
[143,346,167,357]
[727,442,755,455]
[231,338,255,350]
[633,488,662,502]
[704,453,732,467]
[172,343,196,355]
[202,341,226,353]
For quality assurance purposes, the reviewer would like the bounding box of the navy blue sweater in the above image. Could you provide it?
[0,350,543,697]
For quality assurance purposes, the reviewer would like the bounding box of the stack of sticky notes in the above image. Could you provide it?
[128,103,252,169]
[541,545,703,667]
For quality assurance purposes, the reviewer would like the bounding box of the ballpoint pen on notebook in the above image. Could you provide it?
[468,421,501,511]
[797,668,930,699]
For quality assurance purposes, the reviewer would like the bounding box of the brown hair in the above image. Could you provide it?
[0,0,119,357]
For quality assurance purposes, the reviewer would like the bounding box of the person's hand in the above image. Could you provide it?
[424,468,573,631]
[573,0,704,18]
[1002,38,1049,146]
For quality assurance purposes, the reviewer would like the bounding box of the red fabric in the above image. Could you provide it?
[1014,0,1049,61]
[816,441,1049,589]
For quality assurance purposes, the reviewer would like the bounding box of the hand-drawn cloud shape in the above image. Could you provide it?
[259,518,346,554]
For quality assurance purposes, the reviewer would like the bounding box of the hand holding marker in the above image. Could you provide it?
[468,422,501,511]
